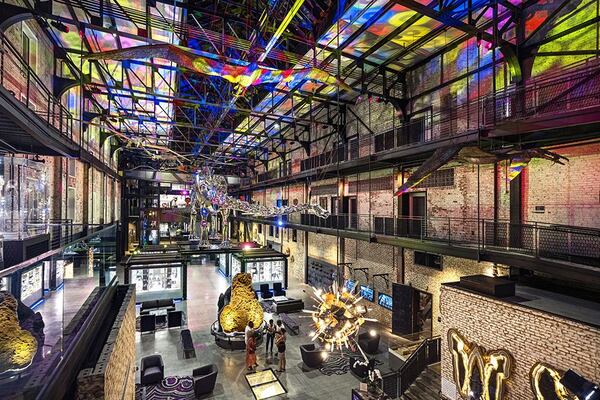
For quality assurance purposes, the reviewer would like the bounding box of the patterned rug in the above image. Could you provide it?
[319,354,350,376]
[135,376,195,400]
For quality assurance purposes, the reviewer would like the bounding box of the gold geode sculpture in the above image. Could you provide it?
[219,273,264,333]
[0,291,38,373]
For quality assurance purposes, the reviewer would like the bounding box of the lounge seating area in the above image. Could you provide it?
[258,282,286,299]
[140,354,218,399]
[140,299,176,315]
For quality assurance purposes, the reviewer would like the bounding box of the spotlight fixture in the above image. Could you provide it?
[50,20,70,33]
[560,370,600,400]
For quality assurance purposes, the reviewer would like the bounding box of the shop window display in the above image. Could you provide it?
[0,157,50,238]
[131,265,183,301]
[21,265,43,307]
[0,277,9,292]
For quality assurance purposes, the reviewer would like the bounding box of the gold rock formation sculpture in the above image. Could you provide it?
[0,291,38,373]
[219,273,264,333]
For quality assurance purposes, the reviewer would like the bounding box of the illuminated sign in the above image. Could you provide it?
[530,363,577,400]
[447,329,513,400]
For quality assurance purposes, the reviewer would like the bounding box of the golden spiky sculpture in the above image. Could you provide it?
[0,291,38,373]
[219,273,264,333]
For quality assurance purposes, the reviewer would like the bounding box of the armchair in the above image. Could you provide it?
[141,355,164,385]
[193,364,218,397]
[300,344,324,369]
[260,284,273,299]
[273,282,286,297]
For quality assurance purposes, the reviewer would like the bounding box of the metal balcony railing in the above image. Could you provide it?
[251,58,600,184]
[0,32,74,139]
[260,213,600,267]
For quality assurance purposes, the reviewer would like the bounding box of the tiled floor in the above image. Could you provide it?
[135,262,396,399]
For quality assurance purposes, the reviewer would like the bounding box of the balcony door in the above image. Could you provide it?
[399,191,426,237]
[342,196,357,229]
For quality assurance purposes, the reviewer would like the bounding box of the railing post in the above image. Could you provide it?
[448,216,451,244]
[535,221,539,258]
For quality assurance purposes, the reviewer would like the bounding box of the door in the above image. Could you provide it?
[408,192,426,237]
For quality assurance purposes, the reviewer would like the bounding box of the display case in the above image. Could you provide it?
[231,249,288,290]
[0,276,9,291]
[123,253,188,302]
[20,264,43,307]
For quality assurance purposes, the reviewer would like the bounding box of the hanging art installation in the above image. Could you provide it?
[189,168,329,245]
[83,44,354,92]
[395,144,569,196]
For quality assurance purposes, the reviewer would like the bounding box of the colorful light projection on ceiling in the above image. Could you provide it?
[49,0,183,140]
[83,44,355,92]
[448,329,513,400]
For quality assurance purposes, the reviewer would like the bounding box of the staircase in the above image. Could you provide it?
[401,364,441,400]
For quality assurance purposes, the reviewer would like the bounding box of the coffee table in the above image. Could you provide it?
[149,308,168,325]
[272,296,288,304]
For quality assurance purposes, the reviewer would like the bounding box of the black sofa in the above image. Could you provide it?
[275,298,304,313]
[193,364,218,397]
[300,344,324,369]
[141,355,164,385]
[140,299,176,315]
[358,331,380,354]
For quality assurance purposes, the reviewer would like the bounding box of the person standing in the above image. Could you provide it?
[246,331,258,372]
[265,319,276,356]
[245,320,254,345]
[274,320,283,359]
[275,328,287,372]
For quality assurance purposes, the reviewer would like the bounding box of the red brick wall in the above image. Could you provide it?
[524,143,600,227]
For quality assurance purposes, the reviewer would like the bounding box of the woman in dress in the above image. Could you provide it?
[246,331,258,372]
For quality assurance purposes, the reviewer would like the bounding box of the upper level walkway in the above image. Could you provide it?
[245,58,600,192]
[235,212,600,287]
[0,33,118,178]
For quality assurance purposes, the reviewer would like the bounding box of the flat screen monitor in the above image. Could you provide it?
[378,293,393,310]
[360,285,374,302]
[344,279,356,292]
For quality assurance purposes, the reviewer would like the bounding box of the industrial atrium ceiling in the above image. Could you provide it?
[34,0,587,176]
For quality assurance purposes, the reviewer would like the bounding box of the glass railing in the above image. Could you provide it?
[0,222,118,398]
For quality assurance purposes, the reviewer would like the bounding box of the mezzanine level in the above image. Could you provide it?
[234,212,600,287]
[0,33,118,178]
[247,58,600,193]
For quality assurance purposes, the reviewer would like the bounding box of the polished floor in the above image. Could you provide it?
[135,261,392,400]
[35,266,99,352]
